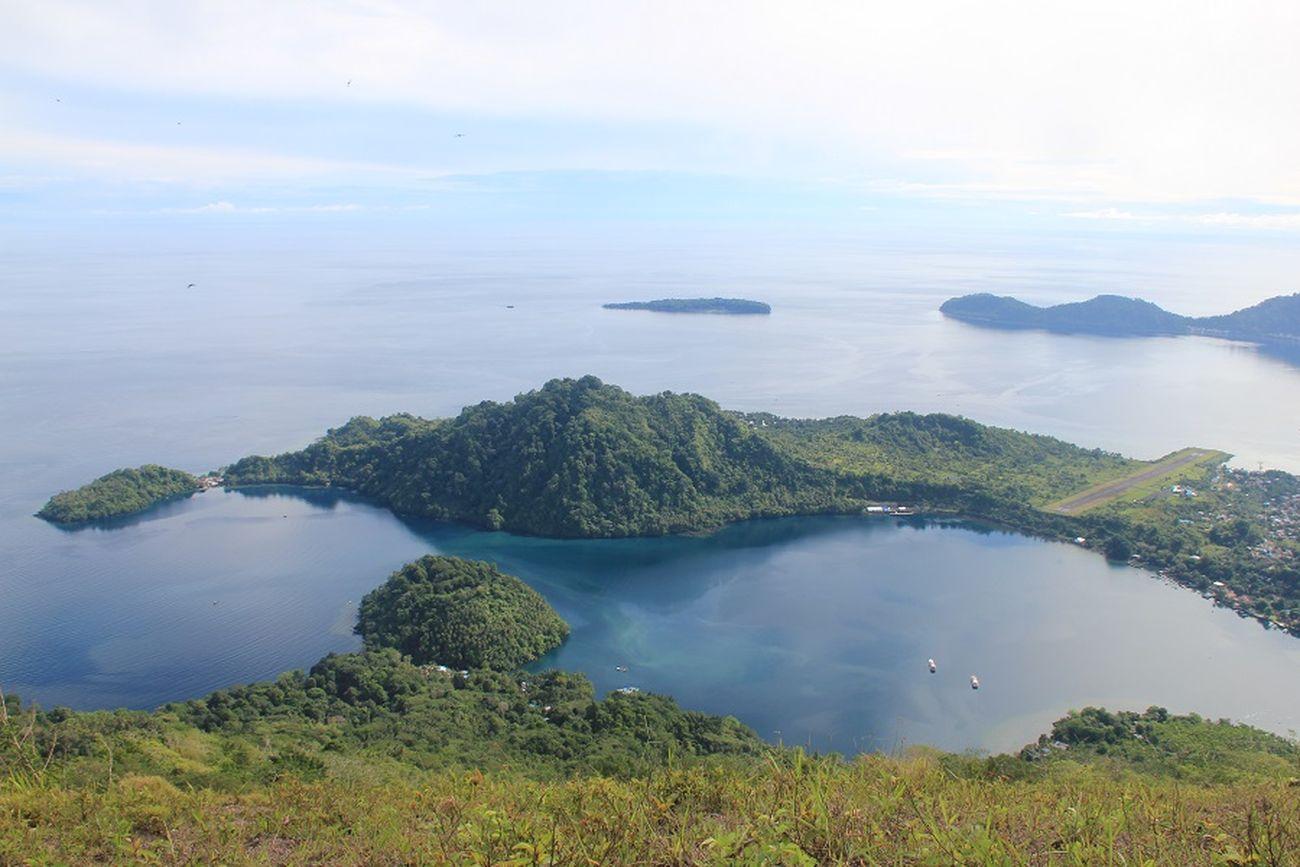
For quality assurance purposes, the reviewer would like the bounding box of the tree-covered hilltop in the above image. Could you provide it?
[223,376,1130,537]
[356,556,570,670]
[37,465,199,523]
[225,376,837,537]
[602,297,772,314]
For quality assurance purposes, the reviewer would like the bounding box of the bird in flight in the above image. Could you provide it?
[347,79,352,87]
[186,283,196,289]
[454,132,466,137]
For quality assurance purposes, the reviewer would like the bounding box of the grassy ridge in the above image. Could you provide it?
[4,720,1298,863]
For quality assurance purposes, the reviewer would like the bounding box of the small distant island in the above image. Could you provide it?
[37,465,217,524]
[603,297,771,315]
[940,291,1300,344]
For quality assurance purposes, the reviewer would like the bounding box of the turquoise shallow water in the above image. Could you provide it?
[7,487,1298,754]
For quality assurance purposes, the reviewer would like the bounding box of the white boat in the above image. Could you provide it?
[927,658,937,673]
[970,675,980,690]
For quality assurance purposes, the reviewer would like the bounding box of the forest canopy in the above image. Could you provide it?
[37,465,198,523]
[356,556,570,670]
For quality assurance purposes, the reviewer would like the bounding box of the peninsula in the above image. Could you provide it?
[602,297,771,314]
[49,377,1300,633]
[940,291,1300,344]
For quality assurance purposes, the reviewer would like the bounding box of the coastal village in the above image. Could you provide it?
[1154,466,1300,635]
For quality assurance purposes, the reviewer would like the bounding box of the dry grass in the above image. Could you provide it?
[4,752,1299,865]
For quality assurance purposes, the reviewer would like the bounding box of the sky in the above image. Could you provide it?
[3,1,1300,246]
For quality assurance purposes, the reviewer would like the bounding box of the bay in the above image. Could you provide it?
[4,235,1300,753]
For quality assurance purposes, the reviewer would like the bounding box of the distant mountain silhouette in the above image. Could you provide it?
[940,292,1300,344]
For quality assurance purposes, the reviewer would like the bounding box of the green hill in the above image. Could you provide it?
[222,376,1133,537]
[37,465,199,523]
[225,376,834,537]
[357,556,570,670]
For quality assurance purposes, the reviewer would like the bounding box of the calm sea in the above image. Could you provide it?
[2,233,1298,751]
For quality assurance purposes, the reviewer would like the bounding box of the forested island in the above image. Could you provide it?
[941,291,1300,343]
[37,465,199,523]
[602,297,771,314]
[4,550,1298,860]
[356,555,570,670]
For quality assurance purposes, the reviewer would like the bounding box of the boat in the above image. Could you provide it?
[615,665,629,673]
[927,658,936,673]
[970,675,980,690]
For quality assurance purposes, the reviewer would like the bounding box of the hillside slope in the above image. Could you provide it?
[225,376,844,536]
[4,689,1298,863]
[223,376,1134,537]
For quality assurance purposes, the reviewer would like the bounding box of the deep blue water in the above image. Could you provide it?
[8,487,1298,753]
[4,238,1300,753]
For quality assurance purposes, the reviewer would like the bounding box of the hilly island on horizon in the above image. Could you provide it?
[941,291,1300,345]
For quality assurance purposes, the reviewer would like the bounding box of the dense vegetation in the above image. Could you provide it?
[602,297,772,314]
[222,376,1131,538]
[216,377,1300,633]
[940,290,1300,343]
[224,377,836,537]
[5,685,1298,862]
[162,649,759,778]
[356,556,570,670]
[1023,706,1300,783]
[37,464,198,523]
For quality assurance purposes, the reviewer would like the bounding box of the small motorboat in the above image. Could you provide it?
[927,658,937,673]
[615,665,629,673]
[970,675,980,690]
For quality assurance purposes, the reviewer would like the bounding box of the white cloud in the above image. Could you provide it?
[1064,208,1300,230]
[160,201,364,214]
[0,129,409,184]
[2,1,1299,204]
[1064,208,1149,222]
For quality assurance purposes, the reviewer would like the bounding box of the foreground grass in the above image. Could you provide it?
[5,752,1300,864]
